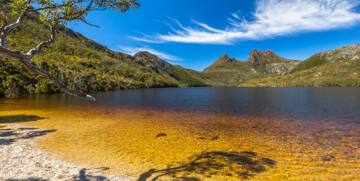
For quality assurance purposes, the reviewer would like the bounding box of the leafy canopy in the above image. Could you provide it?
[8,0,140,26]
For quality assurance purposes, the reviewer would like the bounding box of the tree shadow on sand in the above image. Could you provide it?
[137,151,276,181]
[5,168,111,181]
[77,168,108,181]
[6,178,48,181]
[0,115,44,124]
[0,125,56,146]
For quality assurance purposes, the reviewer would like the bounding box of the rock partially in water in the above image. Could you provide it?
[321,155,335,161]
[197,136,219,141]
[156,133,167,137]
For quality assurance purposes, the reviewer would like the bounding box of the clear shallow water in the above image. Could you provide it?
[1,87,360,180]
[3,87,360,122]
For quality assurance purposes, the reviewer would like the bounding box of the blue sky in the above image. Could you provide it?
[67,0,360,71]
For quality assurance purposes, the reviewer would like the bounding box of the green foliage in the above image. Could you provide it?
[8,0,139,25]
[290,54,327,73]
[0,12,207,98]
[241,58,360,87]
[201,61,267,86]
[172,66,208,87]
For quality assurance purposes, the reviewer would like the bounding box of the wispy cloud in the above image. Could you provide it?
[117,46,182,61]
[134,0,360,44]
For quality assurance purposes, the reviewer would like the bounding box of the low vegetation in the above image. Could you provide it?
[241,44,360,87]
[1,0,359,98]
[0,6,207,98]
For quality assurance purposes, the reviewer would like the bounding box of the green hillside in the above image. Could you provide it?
[0,2,207,98]
[1,0,360,98]
[240,44,360,87]
[200,50,299,86]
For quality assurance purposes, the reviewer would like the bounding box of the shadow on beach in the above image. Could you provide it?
[0,115,44,124]
[6,178,48,181]
[0,128,56,146]
[0,115,55,146]
[137,151,276,181]
[4,168,113,181]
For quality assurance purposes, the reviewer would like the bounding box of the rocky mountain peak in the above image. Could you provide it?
[204,54,237,70]
[247,49,280,64]
[217,53,237,63]
[133,51,154,59]
[133,51,163,63]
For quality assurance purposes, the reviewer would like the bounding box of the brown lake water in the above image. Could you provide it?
[1,87,360,180]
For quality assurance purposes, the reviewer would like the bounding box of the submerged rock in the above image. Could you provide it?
[156,133,167,137]
[321,155,335,161]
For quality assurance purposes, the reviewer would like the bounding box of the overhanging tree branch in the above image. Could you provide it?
[1,7,28,48]
[0,12,7,33]
[0,45,96,101]
[4,7,28,33]
[26,26,56,58]
[0,12,7,47]
[0,0,140,100]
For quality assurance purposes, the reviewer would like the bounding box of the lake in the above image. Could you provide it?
[1,87,360,180]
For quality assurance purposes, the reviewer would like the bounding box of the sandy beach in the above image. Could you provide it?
[0,124,133,181]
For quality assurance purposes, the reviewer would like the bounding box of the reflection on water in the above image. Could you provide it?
[3,87,360,121]
[1,87,360,180]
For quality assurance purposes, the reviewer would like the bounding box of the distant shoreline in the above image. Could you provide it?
[2,86,360,100]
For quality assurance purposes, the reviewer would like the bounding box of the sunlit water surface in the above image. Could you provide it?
[1,87,360,180]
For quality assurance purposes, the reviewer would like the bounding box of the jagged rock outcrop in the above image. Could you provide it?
[317,44,360,62]
[133,51,171,73]
[352,55,360,60]
[205,54,237,70]
[206,49,299,75]
[216,54,237,64]
[291,44,360,73]
[247,49,289,64]
[245,49,300,74]
[266,62,300,74]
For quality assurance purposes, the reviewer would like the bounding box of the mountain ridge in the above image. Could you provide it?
[1,0,359,98]
[240,43,360,87]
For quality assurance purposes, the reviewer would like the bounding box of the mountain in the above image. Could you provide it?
[0,4,207,98]
[240,44,360,87]
[290,44,360,73]
[1,1,359,98]
[246,49,300,74]
[131,51,207,87]
[247,49,290,64]
[200,49,299,86]
[205,54,237,70]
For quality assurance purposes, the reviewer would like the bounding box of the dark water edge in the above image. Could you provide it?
[1,87,360,122]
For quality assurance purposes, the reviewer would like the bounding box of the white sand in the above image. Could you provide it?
[0,124,134,181]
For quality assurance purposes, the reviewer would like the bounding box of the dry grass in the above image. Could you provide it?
[1,103,359,180]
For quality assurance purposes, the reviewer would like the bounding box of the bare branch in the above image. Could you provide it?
[0,46,29,60]
[0,7,29,47]
[80,18,100,28]
[0,46,95,101]
[27,1,79,12]
[19,58,96,101]
[0,12,7,33]
[3,7,28,33]
[0,12,7,47]
[26,26,56,58]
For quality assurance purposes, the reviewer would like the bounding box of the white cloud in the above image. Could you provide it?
[117,46,182,61]
[135,0,360,44]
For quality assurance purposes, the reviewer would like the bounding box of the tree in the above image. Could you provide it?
[0,0,139,100]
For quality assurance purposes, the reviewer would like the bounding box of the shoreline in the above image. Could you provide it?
[0,124,134,181]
